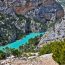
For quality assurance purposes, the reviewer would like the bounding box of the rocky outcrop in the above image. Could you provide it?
[15,0,64,22]
[39,17,65,45]
[0,0,64,21]
[0,54,59,65]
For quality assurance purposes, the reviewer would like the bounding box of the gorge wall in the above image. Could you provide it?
[0,0,64,45]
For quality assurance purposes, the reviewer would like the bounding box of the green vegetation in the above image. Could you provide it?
[39,39,65,65]
[17,34,26,40]
[10,49,22,57]
[0,50,5,60]
[0,37,39,59]
[19,37,39,53]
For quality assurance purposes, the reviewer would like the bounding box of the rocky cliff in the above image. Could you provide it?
[0,0,64,21]
[15,0,64,22]
[0,0,64,45]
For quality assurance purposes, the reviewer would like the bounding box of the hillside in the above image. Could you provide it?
[0,0,64,45]
[0,0,64,21]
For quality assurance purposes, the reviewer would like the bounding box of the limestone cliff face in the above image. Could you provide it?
[15,0,64,22]
[0,0,64,21]
[42,0,64,19]
[0,0,64,45]
[42,0,55,5]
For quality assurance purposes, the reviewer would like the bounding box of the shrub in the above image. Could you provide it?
[11,49,21,57]
[39,39,65,65]
[39,44,51,55]
[0,50,5,60]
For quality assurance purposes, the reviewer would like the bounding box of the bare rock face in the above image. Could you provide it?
[2,54,59,65]
[42,0,55,6]
[15,0,64,22]
[42,0,64,19]
[0,0,64,21]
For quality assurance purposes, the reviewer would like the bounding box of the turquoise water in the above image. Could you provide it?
[0,33,45,51]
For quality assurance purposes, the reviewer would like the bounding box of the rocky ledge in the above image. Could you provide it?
[0,54,59,65]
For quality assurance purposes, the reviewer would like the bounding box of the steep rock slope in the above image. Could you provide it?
[15,0,64,22]
[0,0,64,21]
[0,0,64,45]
